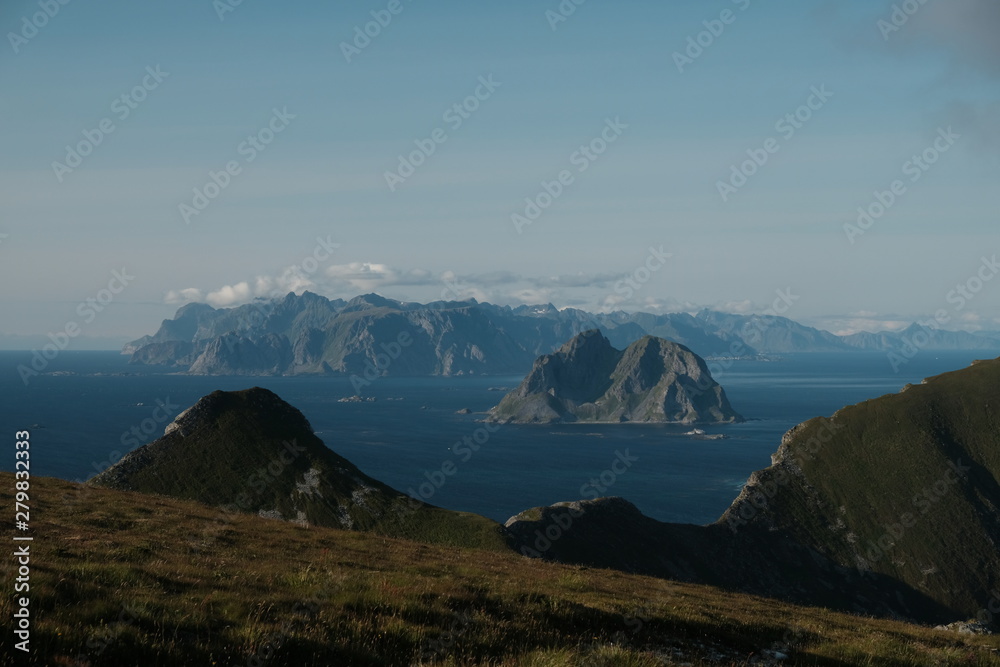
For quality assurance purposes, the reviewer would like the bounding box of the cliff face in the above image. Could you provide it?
[488,331,744,424]
[505,356,1000,625]
[187,333,293,375]
[124,293,1000,376]
[122,293,768,377]
[126,294,541,377]
[90,387,507,550]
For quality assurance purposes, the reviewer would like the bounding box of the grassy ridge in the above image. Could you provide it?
[2,474,999,666]
[728,356,1000,619]
[89,388,509,553]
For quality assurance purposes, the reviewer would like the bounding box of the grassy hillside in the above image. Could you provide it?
[90,388,508,552]
[500,358,1000,625]
[1,474,999,666]
[725,356,1000,618]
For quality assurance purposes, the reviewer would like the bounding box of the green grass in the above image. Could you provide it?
[90,387,510,554]
[1,474,998,666]
[728,356,1000,618]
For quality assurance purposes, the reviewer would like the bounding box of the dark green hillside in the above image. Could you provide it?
[725,356,1000,618]
[508,357,1000,624]
[90,387,507,551]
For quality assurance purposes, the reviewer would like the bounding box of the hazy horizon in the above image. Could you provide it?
[4,288,1000,352]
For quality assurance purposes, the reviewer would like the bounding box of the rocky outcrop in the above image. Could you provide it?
[488,330,743,424]
[187,333,293,375]
[127,340,196,367]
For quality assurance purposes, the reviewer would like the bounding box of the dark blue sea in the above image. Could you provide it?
[2,350,996,525]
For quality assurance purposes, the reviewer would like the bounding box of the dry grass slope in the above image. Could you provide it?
[1,474,998,666]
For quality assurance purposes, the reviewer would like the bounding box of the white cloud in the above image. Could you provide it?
[165,262,650,312]
[713,300,755,316]
[806,310,998,336]
[323,262,438,294]
[164,258,334,309]
[957,311,984,329]
[206,282,253,307]
[829,319,911,336]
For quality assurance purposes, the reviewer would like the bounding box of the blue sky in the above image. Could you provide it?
[1,0,998,347]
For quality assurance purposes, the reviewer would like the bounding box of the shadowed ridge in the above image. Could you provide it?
[505,357,1000,625]
[91,387,508,551]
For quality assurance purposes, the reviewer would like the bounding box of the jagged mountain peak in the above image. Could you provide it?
[490,332,742,424]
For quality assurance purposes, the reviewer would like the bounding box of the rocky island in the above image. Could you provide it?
[487,330,744,424]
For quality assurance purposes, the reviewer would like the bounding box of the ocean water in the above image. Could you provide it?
[1,349,996,525]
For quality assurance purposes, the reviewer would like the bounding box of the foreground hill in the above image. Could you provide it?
[488,330,743,424]
[90,387,506,551]
[2,474,998,666]
[506,357,1000,625]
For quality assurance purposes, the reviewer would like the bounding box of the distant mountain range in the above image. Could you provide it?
[122,292,1000,376]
